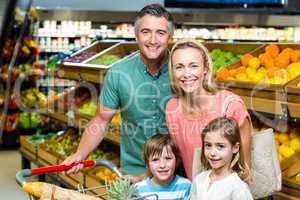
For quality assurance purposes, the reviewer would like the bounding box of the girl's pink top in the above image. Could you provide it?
[166,90,250,180]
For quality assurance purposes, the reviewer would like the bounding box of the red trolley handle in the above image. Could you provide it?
[31,160,95,175]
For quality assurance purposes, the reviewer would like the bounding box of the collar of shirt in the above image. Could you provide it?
[137,52,169,78]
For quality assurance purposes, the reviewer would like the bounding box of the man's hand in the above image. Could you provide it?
[61,151,85,174]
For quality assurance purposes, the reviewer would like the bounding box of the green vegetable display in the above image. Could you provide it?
[88,54,121,65]
[210,48,242,72]
[19,112,41,129]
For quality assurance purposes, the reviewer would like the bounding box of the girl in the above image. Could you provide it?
[135,134,191,200]
[166,39,252,180]
[190,117,253,199]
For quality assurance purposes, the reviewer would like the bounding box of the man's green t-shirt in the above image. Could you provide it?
[99,52,172,175]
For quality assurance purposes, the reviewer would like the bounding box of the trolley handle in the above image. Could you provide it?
[16,159,122,186]
[31,160,95,175]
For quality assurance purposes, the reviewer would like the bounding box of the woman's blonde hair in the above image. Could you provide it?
[201,117,250,181]
[168,39,217,96]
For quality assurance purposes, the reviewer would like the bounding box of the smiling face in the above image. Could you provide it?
[172,47,208,94]
[203,130,239,173]
[148,146,176,186]
[135,15,171,64]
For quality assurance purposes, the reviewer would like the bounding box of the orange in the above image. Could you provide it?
[216,68,230,80]
[290,50,300,62]
[267,67,279,78]
[264,59,275,69]
[248,57,261,69]
[241,53,253,67]
[265,44,279,58]
[281,48,294,62]
[274,54,290,68]
[229,69,237,77]
[259,53,272,67]
[235,66,246,74]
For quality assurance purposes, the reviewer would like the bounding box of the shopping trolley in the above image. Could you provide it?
[16,159,158,200]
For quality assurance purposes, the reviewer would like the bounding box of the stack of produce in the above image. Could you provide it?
[274,128,300,162]
[210,48,242,72]
[19,112,41,129]
[88,54,121,65]
[22,88,47,108]
[93,166,119,183]
[64,52,97,63]
[77,102,97,117]
[216,44,300,84]
[40,128,80,156]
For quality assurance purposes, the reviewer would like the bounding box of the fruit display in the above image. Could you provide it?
[41,128,120,162]
[88,54,121,65]
[22,88,47,108]
[19,112,42,129]
[40,128,80,156]
[77,102,97,117]
[210,48,242,72]
[216,44,300,85]
[0,113,20,132]
[274,127,300,162]
[64,51,97,63]
[296,173,300,181]
[93,166,119,183]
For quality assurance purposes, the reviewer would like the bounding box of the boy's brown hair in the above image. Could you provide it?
[143,134,181,172]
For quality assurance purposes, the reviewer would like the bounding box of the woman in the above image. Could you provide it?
[166,39,252,180]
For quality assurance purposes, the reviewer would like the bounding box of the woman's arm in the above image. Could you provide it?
[239,117,252,179]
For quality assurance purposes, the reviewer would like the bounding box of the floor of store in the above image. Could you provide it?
[0,149,31,200]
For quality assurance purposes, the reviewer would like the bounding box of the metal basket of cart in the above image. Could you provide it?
[16,159,158,200]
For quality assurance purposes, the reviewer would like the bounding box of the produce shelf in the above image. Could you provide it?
[40,111,120,145]
[19,136,110,197]
[241,95,288,116]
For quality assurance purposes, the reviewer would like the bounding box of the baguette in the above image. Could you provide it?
[22,182,46,198]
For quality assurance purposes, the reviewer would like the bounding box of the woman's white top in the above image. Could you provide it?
[190,170,253,200]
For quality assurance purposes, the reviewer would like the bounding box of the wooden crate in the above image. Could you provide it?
[204,42,262,55]
[281,185,300,198]
[285,76,300,101]
[82,41,138,68]
[59,41,122,84]
[273,192,300,200]
[281,152,300,172]
[282,159,300,179]
[283,177,300,191]
[37,147,60,166]
[85,173,108,199]
[285,76,300,118]
[58,173,79,189]
[216,43,300,99]
[63,41,120,64]
[20,136,37,155]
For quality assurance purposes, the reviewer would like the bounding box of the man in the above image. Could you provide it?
[62,4,174,182]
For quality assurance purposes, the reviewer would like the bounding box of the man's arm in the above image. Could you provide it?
[62,103,116,173]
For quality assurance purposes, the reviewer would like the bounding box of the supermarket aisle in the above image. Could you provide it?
[0,150,29,200]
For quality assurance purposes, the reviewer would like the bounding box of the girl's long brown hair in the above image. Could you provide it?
[201,117,249,181]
